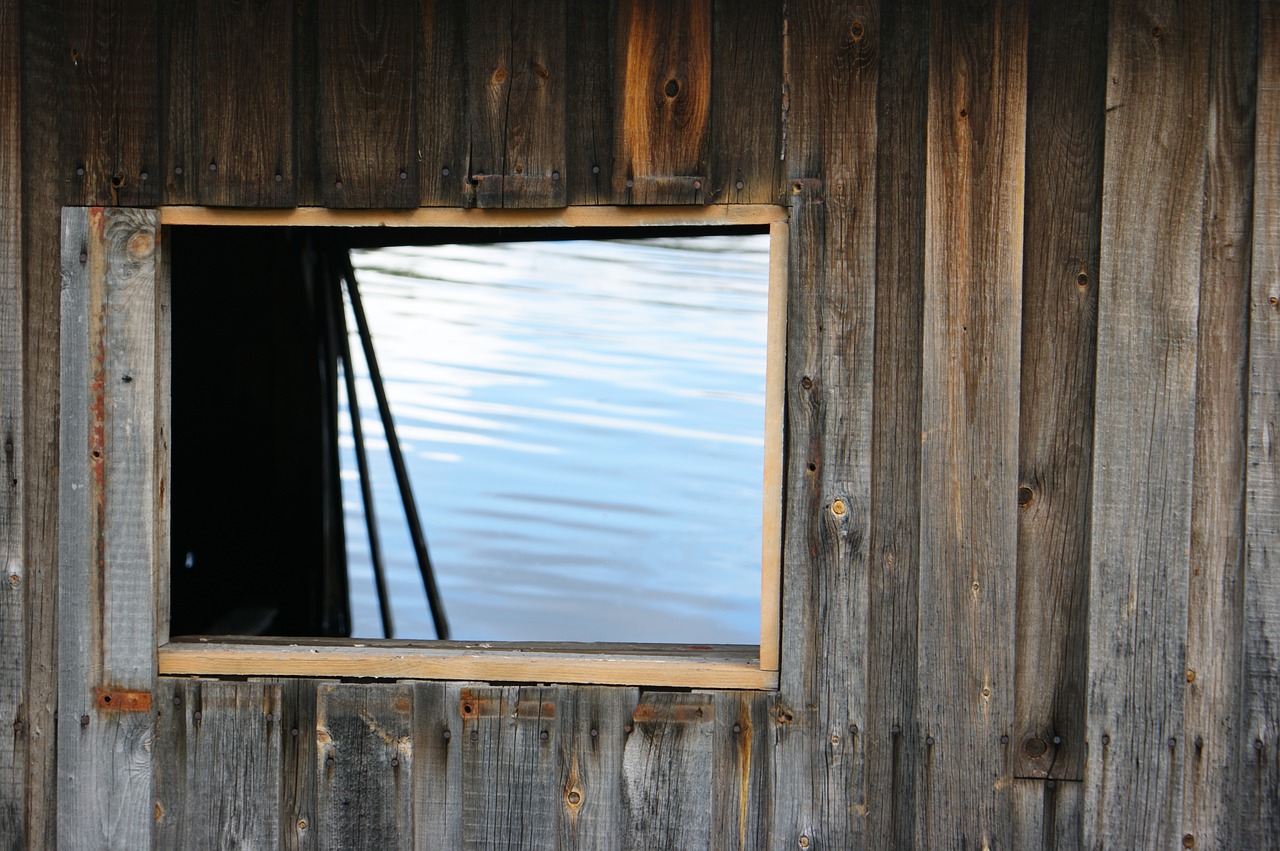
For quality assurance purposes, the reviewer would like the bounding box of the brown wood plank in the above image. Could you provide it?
[1012,0,1107,784]
[57,208,161,851]
[564,0,615,205]
[153,679,283,849]
[159,0,198,204]
[558,687,634,851]
[1181,0,1259,847]
[20,5,66,846]
[317,0,419,209]
[467,0,567,208]
[613,0,711,204]
[621,691,714,849]
[412,682,463,851]
[419,0,470,206]
[0,0,24,841]
[1084,1,1210,846]
[315,683,414,850]
[460,686,562,849]
[865,0,928,846]
[710,692,773,851]
[772,0,879,847]
[709,0,782,204]
[189,0,296,206]
[1242,1,1280,844]
[60,0,161,206]
[1011,780,1082,850]
[917,0,1027,847]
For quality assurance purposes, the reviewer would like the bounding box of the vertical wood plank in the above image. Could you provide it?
[159,0,197,204]
[153,679,283,850]
[709,0,782,204]
[459,686,562,849]
[318,0,419,209]
[1011,780,1082,851]
[315,683,413,850]
[918,1,1027,847]
[419,0,470,207]
[558,687,633,851]
[614,0,711,204]
[621,692,714,850]
[1242,1,1280,844]
[1012,0,1107,784]
[710,692,773,851]
[0,0,24,843]
[60,0,161,206]
[774,1,878,848]
[866,0,928,846]
[278,678,319,851]
[412,681,463,851]
[1182,0,1259,847]
[467,0,567,208]
[564,0,615,205]
[57,207,161,851]
[1084,1,1210,847]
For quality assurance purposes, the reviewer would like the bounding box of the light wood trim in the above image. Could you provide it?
[759,221,787,673]
[159,204,787,229]
[159,639,777,690]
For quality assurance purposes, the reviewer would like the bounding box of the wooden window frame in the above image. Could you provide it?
[60,204,787,691]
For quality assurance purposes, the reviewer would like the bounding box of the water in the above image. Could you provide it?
[339,232,771,644]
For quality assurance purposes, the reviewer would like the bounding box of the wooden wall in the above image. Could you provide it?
[1,0,1277,848]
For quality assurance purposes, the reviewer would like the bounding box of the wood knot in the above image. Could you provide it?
[1017,485,1034,507]
[664,78,681,98]
[127,231,155,260]
[534,63,549,79]
[1023,736,1048,759]
[849,19,865,41]
[492,66,508,84]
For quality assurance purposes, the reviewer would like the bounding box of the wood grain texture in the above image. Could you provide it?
[315,683,413,850]
[159,0,197,204]
[57,208,161,851]
[1182,0,1258,846]
[59,0,160,206]
[412,681,463,851]
[467,0,567,208]
[0,0,24,844]
[773,1,879,847]
[865,0,927,846]
[277,678,320,851]
[1242,1,1280,843]
[709,0,782,204]
[564,0,615,205]
[153,679,283,850]
[1084,1,1210,846]
[622,691,714,849]
[710,692,772,851]
[1011,779,1081,850]
[1012,0,1106,784]
[614,0,711,204]
[558,687,634,851]
[419,0,470,207]
[318,0,419,209]
[918,1,1026,847]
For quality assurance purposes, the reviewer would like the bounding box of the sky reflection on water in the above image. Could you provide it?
[340,233,770,643]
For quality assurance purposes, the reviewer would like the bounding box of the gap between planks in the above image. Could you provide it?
[158,204,787,228]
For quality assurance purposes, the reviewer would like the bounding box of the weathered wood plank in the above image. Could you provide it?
[460,686,562,849]
[1011,779,1082,851]
[1181,1,1259,847]
[189,0,296,207]
[412,681,463,851]
[710,692,772,851]
[315,682,413,850]
[614,0,711,204]
[57,207,161,851]
[59,0,161,206]
[564,0,615,205]
[318,0,419,209]
[1084,1,1210,846]
[153,679,283,850]
[467,0,567,208]
[773,1,879,847]
[918,0,1027,847]
[558,687,634,851]
[709,0,782,204]
[419,0,470,207]
[622,691,714,849]
[1242,1,1280,844]
[278,678,320,851]
[865,0,928,846]
[1012,0,1106,784]
[159,0,197,204]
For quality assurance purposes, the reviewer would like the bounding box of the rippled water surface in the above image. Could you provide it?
[340,233,770,643]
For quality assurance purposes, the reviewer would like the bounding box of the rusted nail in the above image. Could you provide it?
[1182,834,1195,848]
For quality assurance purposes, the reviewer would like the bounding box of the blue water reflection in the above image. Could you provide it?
[340,233,770,643]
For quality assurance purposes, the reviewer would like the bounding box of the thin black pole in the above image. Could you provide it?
[339,251,451,640]
[334,270,395,639]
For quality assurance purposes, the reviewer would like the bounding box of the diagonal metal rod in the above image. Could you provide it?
[334,267,395,639]
[339,250,451,640]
